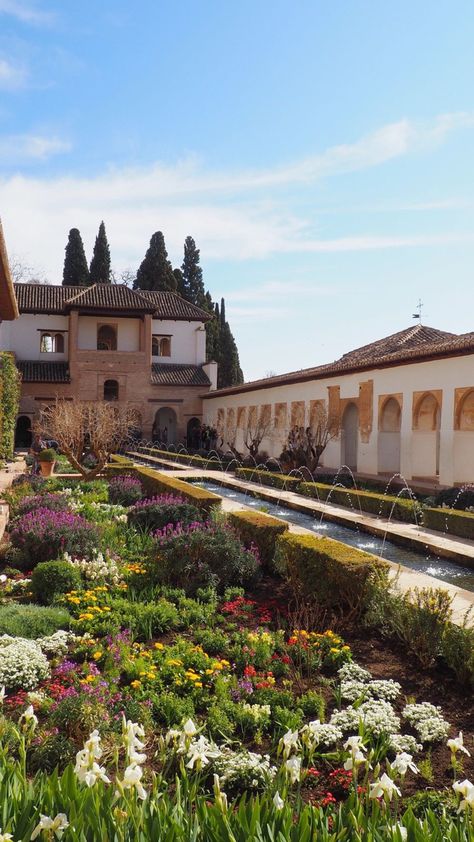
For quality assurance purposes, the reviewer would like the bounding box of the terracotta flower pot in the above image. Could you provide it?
[39,460,55,477]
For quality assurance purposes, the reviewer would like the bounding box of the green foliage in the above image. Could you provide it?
[235,467,301,490]
[151,524,260,594]
[217,297,244,387]
[152,691,195,726]
[89,220,111,283]
[300,481,422,523]
[440,616,474,688]
[0,352,21,460]
[134,230,176,291]
[28,734,76,774]
[181,235,206,307]
[423,506,474,539]
[0,604,71,637]
[31,560,82,606]
[274,531,389,614]
[297,690,325,720]
[108,597,181,640]
[62,227,90,286]
[228,509,289,569]
[37,448,56,463]
[128,498,202,532]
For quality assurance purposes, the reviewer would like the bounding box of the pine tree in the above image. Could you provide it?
[134,232,177,292]
[89,221,111,284]
[62,228,90,286]
[181,236,206,307]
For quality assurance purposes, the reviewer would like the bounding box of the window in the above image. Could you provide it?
[104,379,119,401]
[152,335,171,357]
[40,332,65,353]
[97,324,117,351]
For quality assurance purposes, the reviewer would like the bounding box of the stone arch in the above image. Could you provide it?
[154,407,177,445]
[341,402,358,470]
[458,390,474,431]
[378,396,401,474]
[15,415,33,448]
[414,392,440,431]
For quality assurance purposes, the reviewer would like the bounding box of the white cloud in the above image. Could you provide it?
[0,56,27,89]
[0,0,53,25]
[0,133,71,163]
[0,112,473,280]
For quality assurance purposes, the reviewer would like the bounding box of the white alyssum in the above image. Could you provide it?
[36,630,74,657]
[389,734,423,755]
[366,679,401,702]
[340,679,369,702]
[214,748,277,790]
[0,638,49,691]
[300,719,343,750]
[337,662,372,683]
[403,703,450,743]
[329,706,361,734]
[330,700,400,738]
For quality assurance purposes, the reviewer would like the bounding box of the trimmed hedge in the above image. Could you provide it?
[423,506,474,540]
[129,447,226,471]
[110,457,221,514]
[274,532,389,613]
[299,482,421,523]
[0,352,20,460]
[227,509,289,569]
[235,468,301,491]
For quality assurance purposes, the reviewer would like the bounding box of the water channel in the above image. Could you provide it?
[191,480,474,593]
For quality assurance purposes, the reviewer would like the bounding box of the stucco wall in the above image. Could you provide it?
[203,353,474,486]
[78,316,140,352]
[0,314,69,359]
[151,320,206,364]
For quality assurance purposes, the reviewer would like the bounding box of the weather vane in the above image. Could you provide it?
[412,299,424,323]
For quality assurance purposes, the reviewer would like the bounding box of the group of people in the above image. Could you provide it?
[186,423,218,451]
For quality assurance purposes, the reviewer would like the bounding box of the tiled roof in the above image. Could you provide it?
[203,324,474,398]
[151,363,210,387]
[17,361,70,383]
[14,283,211,321]
[137,290,212,321]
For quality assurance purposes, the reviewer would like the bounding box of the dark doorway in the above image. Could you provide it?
[187,417,201,449]
[15,415,32,448]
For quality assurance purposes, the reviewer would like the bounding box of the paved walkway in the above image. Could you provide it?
[127,451,474,625]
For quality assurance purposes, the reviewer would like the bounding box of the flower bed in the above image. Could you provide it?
[0,476,472,840]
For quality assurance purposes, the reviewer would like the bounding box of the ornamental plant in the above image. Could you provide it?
[108,475,143,507]
[14,493,71,519]
[0,638,50,690]
[127,494,202,532]
[31,561,82,606]
[151,522,260,594]
[9,509,99,567]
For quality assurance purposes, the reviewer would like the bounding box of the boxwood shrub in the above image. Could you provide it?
[299,482,421,523]
[423,506,474,540]
[31,560,82,606]
[227,509,289,569]
[274,532,388,613]
[235,468,301,491]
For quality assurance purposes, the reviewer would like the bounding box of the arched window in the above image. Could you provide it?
[459,390,474,431]
[104,379,119,401]
[54,333,65,353]
[152,335,172,357]
[97,324,117,351]
[414,393,440,431]
[160,337,171,356]
[380,397,401,432]
[152,336,160,356]
[40,333,53,353]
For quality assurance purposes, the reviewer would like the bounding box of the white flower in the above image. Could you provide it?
[284,756,301,784]
[74,730,110,787]
[390,824,408,841]
[118,762,147,800]
[301,720,342,749]
[403,703,450,743]
[0,687,5,704]
[122,717,147,765]
[343,735,366,771]
[369,773,401,801]
[0,829,13,842]
[447,732,471,757]
[213,774,228,812]
[279,729,300,758]
[19,704,38,732]
[186,736,220,770]
[273,791,284,810]
[0,575,7,584]
[31,813,69,839]
[453,779,474,812]
[390,752,419,777]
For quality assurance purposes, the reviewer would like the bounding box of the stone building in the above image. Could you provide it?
[0,282,216,447]
[202,325,474,488]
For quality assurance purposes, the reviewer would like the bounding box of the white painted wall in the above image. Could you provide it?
[78,316,140,351]
[0,314,69,359]
[151,319,206,364]
[203,353,474,486]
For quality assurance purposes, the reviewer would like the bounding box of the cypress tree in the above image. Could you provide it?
[173,268,186,297]
[181,236,206,307]
[216,297,244,387]
[134,231,177,292]
[204,291,220,362]
[89,221,111,284]
[62,228,90,286]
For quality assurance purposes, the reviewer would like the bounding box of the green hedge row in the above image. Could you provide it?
[227,509,289,569]
[130,446,225,471]
[235,467,301,490]
[0,352,20,460]
[299,482,421,523]
[274,531,389,614]
[135,466,220,513]
[423,506,474,540]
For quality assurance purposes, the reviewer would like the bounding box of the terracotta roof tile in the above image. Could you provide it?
[151,363,210,387]
[17,361,70,383]
[203,325,474,398]
[14,283,211,321]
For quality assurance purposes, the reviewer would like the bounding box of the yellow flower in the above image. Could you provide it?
[80,675,95,684]
[93,651,102,660]
[147,672,156,680]
[154,642,164,650]
[79,613,94,621]
[194,681,203,688]
[130,680,141,689]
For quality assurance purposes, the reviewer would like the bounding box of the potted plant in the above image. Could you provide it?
[37,447,56,477]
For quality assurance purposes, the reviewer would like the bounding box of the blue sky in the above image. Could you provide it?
[0,0,473,379]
